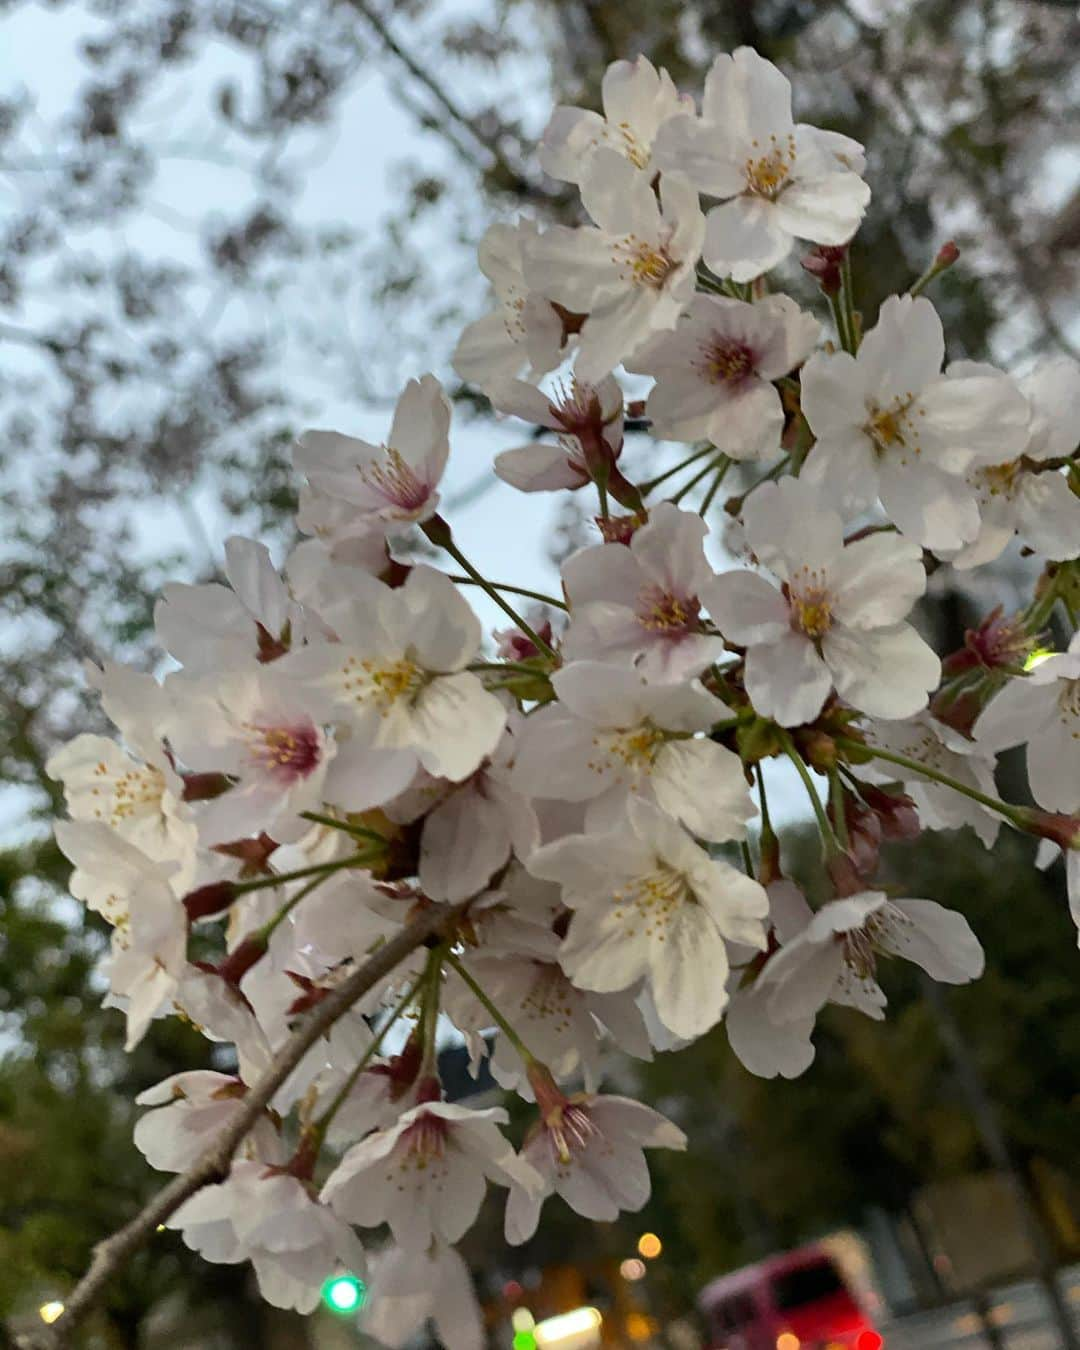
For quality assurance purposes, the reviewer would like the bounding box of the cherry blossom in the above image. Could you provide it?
[168,667,332,845]
[512,661,756,839]
[55,820,188,1048]
[627,293,819,455]
[155,536,307,671]
[39,41,1080,1335]
[652,47,870,280]
[452,220,565,396]
[525,149,704,382]
[948,357,1080,568]
[973,632,1080,813]
[168,1160,366,1313]
[529,798,768,1039]
[861,714,1000,846]
[725,881,817,1080]
[283,564,507,802]
[800,294,1030,549]
[492,375,623,494]
[705,477,940,726]
[46,662,195,876]
[758,891,985,1023]
[295,374,451,533]
[321,1100,537,1250]
[541,56,691,185]
[134,1071,283,1173]
[505,1089,686,1243]
[363,1242,484,1350]
[561,503,727,680]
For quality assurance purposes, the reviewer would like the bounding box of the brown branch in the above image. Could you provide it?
[16,899,469,1349]
[339,0,554,203]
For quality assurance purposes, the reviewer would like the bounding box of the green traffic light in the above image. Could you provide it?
[322,1273,367,1315]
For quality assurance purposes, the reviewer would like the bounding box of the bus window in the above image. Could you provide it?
[771,1258,846,1310]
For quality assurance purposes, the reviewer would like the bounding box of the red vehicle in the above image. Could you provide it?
[699,1243,883,1350]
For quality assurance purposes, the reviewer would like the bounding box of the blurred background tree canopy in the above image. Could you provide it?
[1,0,1078,1341]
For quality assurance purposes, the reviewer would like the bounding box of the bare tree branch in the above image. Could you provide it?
[15,898,470,1350]
[339,0,554,203]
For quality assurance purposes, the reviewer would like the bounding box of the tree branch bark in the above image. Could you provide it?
[340,0,554,203]
[15,899,469,1350]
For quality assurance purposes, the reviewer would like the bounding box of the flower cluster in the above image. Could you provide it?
[47,46,1080,1344]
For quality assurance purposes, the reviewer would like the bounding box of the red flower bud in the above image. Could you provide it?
[801,244,847,296]
[182,879,239,922]
[215,932,269,988]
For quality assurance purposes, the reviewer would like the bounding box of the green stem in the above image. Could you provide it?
[445,951,537,1066]
[313,971,426,1136]
[434,534,557,659]
[639,445,714,495]
[449,575,567,611]
[829,765,851,850]
[829,291,854,356]
[595,474,611,521]
[299,812,387,848]
[417,946,446,1077]
[231,851,378,896]
[1022,572,1061,634]
[740,840,756,878]
[834,736,1029,829]
[756,762,775,840]
[778,730,841,857]
[260,873,332,941]
[668,456,720,505]
[839,252,859,352]
[698,456,733,516]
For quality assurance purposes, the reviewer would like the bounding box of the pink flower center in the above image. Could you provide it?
[701,338,756,385]
[547,1104,598,1166]
[361,447,431,513]
[245,720,322,785]
[635,584,699,634]
[401,1110,450,1162]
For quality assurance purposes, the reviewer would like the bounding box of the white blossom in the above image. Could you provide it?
[529,798,768,1039]
[948,357,1080,568]
[652,47,870,280]
[505,1092,686,1243]
[513,661,755,840]
[452,220,565,396]
[561,503,727,680]
[363,1242,484,1350]
[283,565,508,804]
[973,632,1080,813]
[758,891,984,1023]
[800,295,1030,550]
[295,374,451,534]
[540,55,691,184]
[705,477,939,726]
[525,149,704,382]
[168,1161,365,1313]
[322,1100,538,1251]
[627,293,819,455]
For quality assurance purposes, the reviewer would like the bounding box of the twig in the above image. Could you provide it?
[18,900,469,1349]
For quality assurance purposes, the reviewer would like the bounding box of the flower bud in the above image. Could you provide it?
[181,772,233,802]
[801,244,847,296]
[215,932,269,988]
[183,879,239,922]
